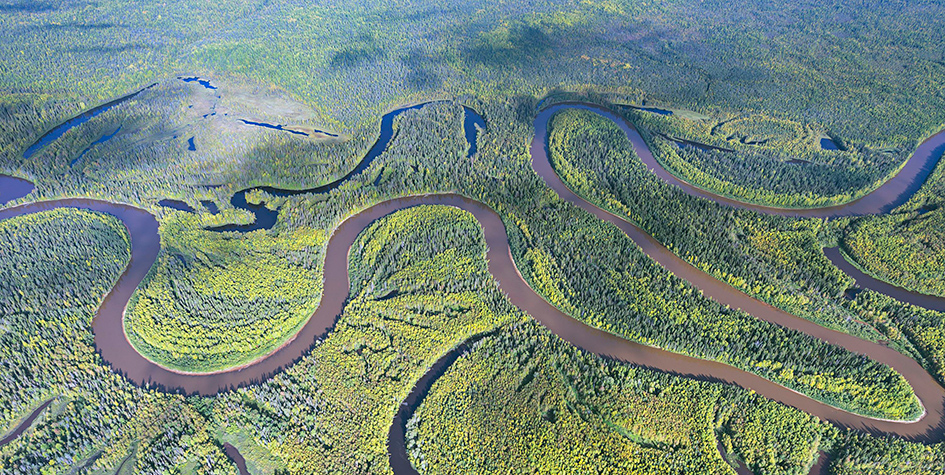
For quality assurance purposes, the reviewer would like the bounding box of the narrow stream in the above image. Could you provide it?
[0,399,54,447]
[824,247,945,312]
[71,126,122,167]
[223,443,249,475]
[207,102,486,233]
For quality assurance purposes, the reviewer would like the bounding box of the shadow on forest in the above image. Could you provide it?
[67,43,150,54]
[464,23,553,66]
[40,22,117,30]
[330,34,386,69]
[0,2,56,13]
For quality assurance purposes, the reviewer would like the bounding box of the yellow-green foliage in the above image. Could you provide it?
[0,208,129,314]
[409,321,827,475]
[845,211,945,297]
[522,247,579,315]
[0,208,234,474]
[3,1,945,469]
[840,148,945,299]
[831,431,945,475]
[735,216,851,315]
[408,327,729,474]
[550,108,845,323]
[356,206,483,289]
[545,108,921,420]
[717,397,825,474]
[0,208,131,438]
[214,427,286,475]
[223,205,522,473]
[124,210,327,373]
[835,153,945,383]
[0,202,521,474]
[627,104,907,209]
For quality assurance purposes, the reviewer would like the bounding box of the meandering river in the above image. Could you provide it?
[3,100,945,474]
[546,102,945,218]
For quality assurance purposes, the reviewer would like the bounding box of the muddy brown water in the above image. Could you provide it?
[223,443,249,475]
[10,192,938,472]
[808,451,831,475]
[528,104,945,440]
[0,399,53,447]
[825,246,945,312]
[388,337,483,475]
[547,102,945,218]
[3,102,945,472]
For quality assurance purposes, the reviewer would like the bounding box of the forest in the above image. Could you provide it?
[3,0,945,208]
[0,84,941,474]
[124,208,327,372]
[202,204,524,474]
[0,200,522,473]
[842,159,945,298]
[3,89,943,473]
[0,208,234,473]
[410,319,945,475]
[623,106,914,209]
[2,0,945,473]
[539,108,922,418]
[538,105,945,360]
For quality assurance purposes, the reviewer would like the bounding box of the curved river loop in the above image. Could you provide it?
[3,98,945,473]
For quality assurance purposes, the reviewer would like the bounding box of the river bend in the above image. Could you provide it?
[3,101,945,473]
